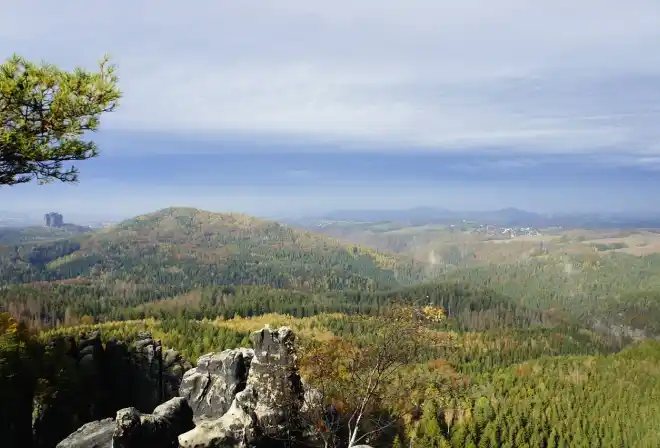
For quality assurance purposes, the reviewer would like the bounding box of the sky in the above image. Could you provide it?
[1,0,660,221]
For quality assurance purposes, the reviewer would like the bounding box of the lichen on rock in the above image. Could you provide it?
[58,325,314,448]
[179,347,254,422]
[178,326,305,448]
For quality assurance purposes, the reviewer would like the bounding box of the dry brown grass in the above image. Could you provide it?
[579,231,660,256]
[406,228,660,265]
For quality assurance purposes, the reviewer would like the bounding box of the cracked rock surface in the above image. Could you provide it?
[178,326,305,448]
[58,326,316,448]
[179,348,254,422]
[56,397,194,448]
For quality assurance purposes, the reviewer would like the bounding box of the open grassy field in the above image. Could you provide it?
[311,221,660,267]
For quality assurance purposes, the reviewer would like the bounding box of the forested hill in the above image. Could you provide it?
[0,207,439,292]
[0,224,93,246]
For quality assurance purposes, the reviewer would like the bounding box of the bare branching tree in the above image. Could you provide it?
[295,303,452,448]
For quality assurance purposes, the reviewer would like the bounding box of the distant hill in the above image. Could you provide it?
[300,219,660,263]
[282,217,660,338]
[286,207,660,229]
[0,224,94,246]
[0,207,440,291]
[4,207,660,339]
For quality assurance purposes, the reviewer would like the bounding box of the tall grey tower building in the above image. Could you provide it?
[44,212,64,228]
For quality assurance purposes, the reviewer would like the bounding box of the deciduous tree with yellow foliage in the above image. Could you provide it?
[297,303,451,448]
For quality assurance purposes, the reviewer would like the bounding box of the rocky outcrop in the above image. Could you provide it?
[55,419,114,448]
[178,326,305,448]
[164,347,193,397]
[34,330,191,448]
[125,331,194,411]
[178,387,260,447]
[112,397,194,448]
[245,326,304,436]
[56,397,194,448]
[58,325,314,448]
[179,348,254,421]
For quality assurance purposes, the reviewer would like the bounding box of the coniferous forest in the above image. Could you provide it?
[3,38,660,447]
[2,207,660,447]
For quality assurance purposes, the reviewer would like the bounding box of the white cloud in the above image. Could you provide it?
[2,0,660,154]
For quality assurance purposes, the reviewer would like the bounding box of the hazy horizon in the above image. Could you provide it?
[3,197,660,226]
[2,1,659,217]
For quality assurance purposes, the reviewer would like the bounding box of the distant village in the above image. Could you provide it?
[449,222,542,238]
[314,219,543,239]
[471,223,542,238]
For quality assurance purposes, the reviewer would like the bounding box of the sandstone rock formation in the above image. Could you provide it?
[178,326,305,448]
[34,330,190,448]
[179,347,254,421]
[56,397,194,448]
[54,418,114,448]
[57,325,341,448]
[112,397,194,448]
